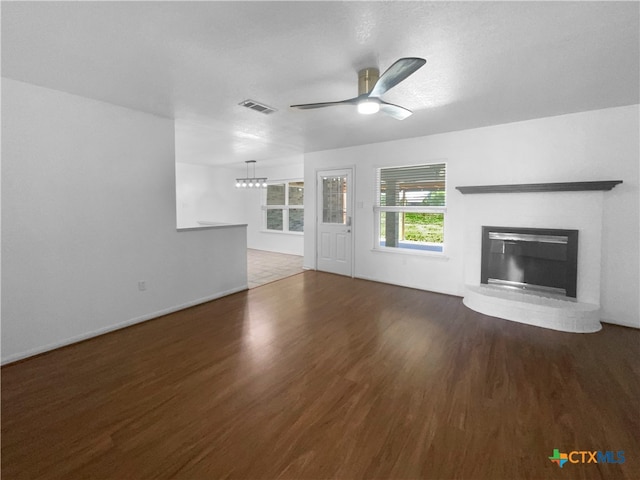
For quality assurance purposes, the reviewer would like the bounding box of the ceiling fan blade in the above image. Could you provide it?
[290,97,359,110]
[379,101,413,120]
[369,57,426,98]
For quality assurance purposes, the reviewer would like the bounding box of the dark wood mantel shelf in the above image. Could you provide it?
[455,180,623,195]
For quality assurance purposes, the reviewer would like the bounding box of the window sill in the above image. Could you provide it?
[371,247,449,260]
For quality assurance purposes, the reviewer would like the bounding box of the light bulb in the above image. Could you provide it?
[357,98,380,115]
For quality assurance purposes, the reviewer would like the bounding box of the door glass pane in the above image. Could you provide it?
[288,181,304,205]
[289,208,304,232]
[266,209,283,230]
[267,184,285,205]
[322,176,346,224]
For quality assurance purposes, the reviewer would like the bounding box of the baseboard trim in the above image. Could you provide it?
[1,285,248,366]
[601,318,640,329]
[354,274,461,298]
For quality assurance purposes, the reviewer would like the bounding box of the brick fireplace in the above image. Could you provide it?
[458,181,622,333]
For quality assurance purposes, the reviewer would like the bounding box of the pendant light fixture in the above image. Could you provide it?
[236,160,267,188]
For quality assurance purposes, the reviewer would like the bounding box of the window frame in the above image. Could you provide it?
[262,179,304,234]
[373,162,447,256]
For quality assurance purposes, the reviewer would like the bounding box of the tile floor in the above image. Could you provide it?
[247,249,304,288]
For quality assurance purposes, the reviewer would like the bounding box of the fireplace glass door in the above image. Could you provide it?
[481,226,578,298]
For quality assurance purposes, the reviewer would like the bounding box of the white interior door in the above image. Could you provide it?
[316,169,353,276]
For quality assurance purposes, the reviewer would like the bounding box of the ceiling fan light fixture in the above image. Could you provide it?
[357,98,380,115]
[291,57,425,120]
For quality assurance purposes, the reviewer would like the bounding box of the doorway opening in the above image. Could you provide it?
[247,249,304,288]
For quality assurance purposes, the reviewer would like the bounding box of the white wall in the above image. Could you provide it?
[304,105,639,328]
[1,79,248,363]
[175,162,246,228]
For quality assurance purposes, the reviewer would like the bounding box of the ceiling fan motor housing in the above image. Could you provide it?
[358,68,380,95]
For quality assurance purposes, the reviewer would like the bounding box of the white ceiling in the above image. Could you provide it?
[2,1,638,167]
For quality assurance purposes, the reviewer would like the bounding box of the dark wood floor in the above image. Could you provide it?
[2,271,639,479]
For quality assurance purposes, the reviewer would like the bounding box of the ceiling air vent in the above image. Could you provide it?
[238,99,277,115]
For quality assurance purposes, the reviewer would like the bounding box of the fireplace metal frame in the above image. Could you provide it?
[481,226,579,298]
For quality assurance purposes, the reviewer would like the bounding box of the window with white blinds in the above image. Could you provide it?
[374,163,446,253]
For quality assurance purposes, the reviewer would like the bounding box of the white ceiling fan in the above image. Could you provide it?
[290,57,426,120]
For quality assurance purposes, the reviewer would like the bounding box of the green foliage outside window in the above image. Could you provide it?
[381,212,444,244]
[403,213,444,243]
